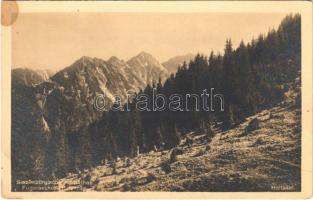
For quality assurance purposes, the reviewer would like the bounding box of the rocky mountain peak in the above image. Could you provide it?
[71,56,95,67]
[127,51,168,85]
[137,51,154,58]
[107,56,126,67]
[129,51,163,68]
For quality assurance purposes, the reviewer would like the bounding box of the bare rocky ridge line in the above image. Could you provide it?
[13,51,169,130]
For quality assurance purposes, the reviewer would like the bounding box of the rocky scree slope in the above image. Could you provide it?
[58,80,301,192]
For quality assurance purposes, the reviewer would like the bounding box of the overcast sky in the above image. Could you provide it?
[12,12,289,70]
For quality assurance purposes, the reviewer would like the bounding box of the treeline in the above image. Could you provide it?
[86,14,301,163]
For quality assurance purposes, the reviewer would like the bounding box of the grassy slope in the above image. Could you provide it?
[58,82,301,192]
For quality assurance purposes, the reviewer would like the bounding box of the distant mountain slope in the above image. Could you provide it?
[35,69,55,81]
[12,68,46,87]
[12,68,54,87]
[51,56,136,103]
[127,51,168,85]
[162,54,195,74]
[107,56,146,92]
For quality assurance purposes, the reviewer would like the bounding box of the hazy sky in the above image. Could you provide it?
[12,12,288,70]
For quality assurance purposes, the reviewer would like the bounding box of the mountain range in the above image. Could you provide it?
[11,51,178,181]
[12,51,173,132]
[13,52,194,89]
[10,14,302,192]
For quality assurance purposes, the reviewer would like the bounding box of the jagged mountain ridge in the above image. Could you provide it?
[11,52,169,182]
[50,52,169,102]
[107,56,146,93]
[51,56,135,103]
[16,52,169,133]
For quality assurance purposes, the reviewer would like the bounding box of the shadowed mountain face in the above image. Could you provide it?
[51,56,137,104]
[11,52,168,184]
[107,56,146,93]
[162,54,195,74]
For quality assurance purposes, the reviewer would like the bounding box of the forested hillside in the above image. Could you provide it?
[11,14,301,191]
[91,14,300,161]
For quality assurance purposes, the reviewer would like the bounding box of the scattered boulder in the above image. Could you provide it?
[82,174,92,188]
[159,142,166,151]
[185,136,193,147]
[93,178,100,185]
[239,118,260,137]
[207,137,212,143]
[122,183,133,192]
[171,185,186,191]
[196,135,208,144]
[169,149,178,163]
[174,147,184,155]
[110,161,117,175]
[280,101,288,107]
[245,118,260,132]
[269,112,274,119]
[169,147,183,163]
[146,172,157,183]
[124,157,131,167]
[193,149,205,157]
[250,137,265,147]
[160,160,171,174]
[83,174,91,182]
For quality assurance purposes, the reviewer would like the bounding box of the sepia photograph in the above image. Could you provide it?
[1,1,312,198]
